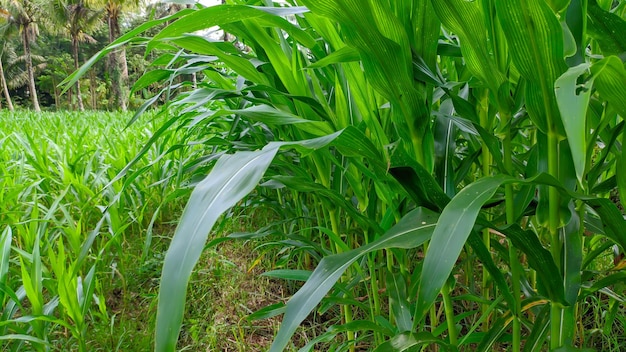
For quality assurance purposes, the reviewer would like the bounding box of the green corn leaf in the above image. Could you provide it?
[299,0,431,151]
[415,175,510,320]
[269,207,439,352]
[156,132,342,351]
[411,0,440,72]
[585,198,626,252]
[156,144,281,351]
[581,272,626,296]
[210,105,334,136]
[496,0,568,135]
[475,313,512,351]
[415,172,577,321]
[247,303,286,321]
[554,63,595,184]
[546,0,570,13]
[151,5,315,49]
[270,175,380,231]
[131,69,174,95]
[430,0,505,91]
[0,227,11,283]
[80,265,97,318]
[523,305,551,352]
[434,114,457,197]
[168,35,268,83]
[0,334,48,346]
[495,224,567,305]
[387,273,412,333]
[561,212,583,345]
[307,46,360,69]
[466,232,515,308]
[587,0,626,59]
[590,57,626,209]
[373,332,457,352]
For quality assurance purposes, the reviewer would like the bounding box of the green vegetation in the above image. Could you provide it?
[3,0,626,351]
[0,0,183,111]
[0,110,287,351]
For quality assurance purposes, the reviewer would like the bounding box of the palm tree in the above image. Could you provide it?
[0,42,15,111]
[48,0,101,111]
[0,0,42,112]
[90,0,139,111]
[0,9,14,111]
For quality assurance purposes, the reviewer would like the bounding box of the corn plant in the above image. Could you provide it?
[0,110,204,350]
[63,0,626,351]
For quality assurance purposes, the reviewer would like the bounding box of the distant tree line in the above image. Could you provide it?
[0,0,186,111]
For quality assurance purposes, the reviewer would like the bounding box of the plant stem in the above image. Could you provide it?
[502,111,521,352]
[329,209,355,351]
[547,131,563,349]
[423,241,438,333]
[442,281,458,346]
[478,89,492,331]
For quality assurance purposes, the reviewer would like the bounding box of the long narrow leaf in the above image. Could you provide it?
[415,175,509,320]
[156,132,342,351]
[269,207,439,352]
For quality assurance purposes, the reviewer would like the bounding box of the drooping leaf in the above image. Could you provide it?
[261,269,311,282]
[554,63,595,184]
[269,207,439,352]
[492,224,567,305]
[156,132,343,352]
[151,5,315,49]
[585,198,626,252]
[156,144,280,351]
[466,232,515,308]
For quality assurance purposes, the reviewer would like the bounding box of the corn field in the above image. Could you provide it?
[3,0,626,351]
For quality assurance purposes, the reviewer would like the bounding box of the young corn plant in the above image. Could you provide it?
[64,0,626,350]
[0,111,195,350]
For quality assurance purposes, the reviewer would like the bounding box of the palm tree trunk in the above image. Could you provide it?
[0,56,14,111]
[107,7,127,111]
[72,36,85,111]
[22,26,41,112]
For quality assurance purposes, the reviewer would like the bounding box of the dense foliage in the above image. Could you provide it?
[103,0,624,351]
[3,0,626,351]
